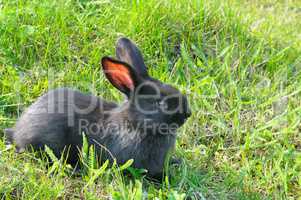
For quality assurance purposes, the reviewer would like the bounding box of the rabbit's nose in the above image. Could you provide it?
[185,109,191,118]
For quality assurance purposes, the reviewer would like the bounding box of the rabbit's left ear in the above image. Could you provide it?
[115,37,148,77]
[101,56,140,96]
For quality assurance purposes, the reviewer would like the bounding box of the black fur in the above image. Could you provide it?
[4,128,14,145]
[116,37,148,77]
[5,38,191,178]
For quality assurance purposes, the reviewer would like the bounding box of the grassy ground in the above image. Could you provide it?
[0,0,300,199]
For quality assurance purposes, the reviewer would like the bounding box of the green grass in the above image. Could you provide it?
[0,0,301,199]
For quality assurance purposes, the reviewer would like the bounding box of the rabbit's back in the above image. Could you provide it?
[9,88,117,159]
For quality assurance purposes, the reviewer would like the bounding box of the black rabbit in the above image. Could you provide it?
[4,38,191,179]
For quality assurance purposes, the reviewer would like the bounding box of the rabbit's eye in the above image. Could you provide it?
[158,100,168,110]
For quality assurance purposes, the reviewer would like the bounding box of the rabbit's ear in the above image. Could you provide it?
[101,56,139,96]
[115,37,148,77]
